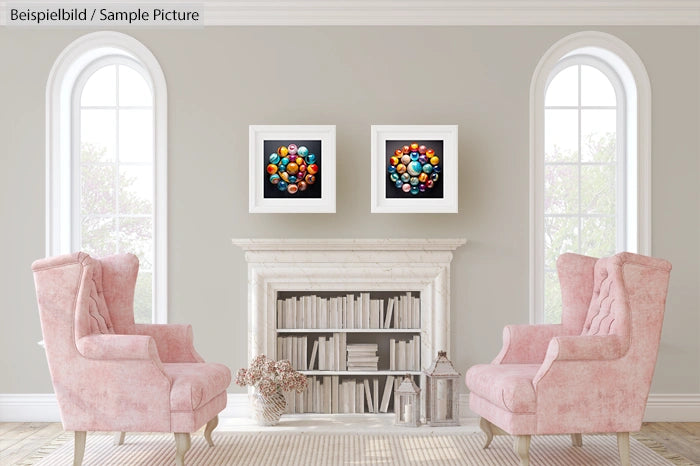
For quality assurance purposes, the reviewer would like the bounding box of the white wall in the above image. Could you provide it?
[0,26,697,403]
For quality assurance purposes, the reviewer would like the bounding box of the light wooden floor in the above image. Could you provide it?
[0,422,698,465]
[636,422,700,464]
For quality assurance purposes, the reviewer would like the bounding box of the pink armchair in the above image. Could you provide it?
[32,252,231,466]
[465,252,671,466]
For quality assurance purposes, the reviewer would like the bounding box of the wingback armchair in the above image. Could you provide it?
[465,252,671,466]
[32,252,232,466]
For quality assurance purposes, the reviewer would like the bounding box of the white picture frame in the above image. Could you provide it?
[249,125,336,213]
[371,125,458,213]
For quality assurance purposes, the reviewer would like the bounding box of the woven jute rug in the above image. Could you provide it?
[24,431,681,466]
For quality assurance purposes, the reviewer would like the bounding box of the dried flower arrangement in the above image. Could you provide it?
[235,354,307,397]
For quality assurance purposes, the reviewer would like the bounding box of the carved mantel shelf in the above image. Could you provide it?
[232,238,467,251]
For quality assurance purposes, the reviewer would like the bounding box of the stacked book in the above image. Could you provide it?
[286,375,398,414]
[346,343,379,371]
[276,292,421,330]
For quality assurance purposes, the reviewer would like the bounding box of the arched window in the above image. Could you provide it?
[47,32,167,323]
[531,31,651,323]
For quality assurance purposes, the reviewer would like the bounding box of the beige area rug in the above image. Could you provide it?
[25,432,677,466]
[27,431,678,466]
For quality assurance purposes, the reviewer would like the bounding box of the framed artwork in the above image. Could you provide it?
[249,125,336,213]
[371,125,458,213]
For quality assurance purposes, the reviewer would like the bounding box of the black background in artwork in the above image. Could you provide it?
[384,140,444,199]
[263,140,322,199]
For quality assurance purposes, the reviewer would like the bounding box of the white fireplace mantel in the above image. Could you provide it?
[232,238,466,367]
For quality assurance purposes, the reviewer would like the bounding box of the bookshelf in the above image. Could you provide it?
[276,291,421,415]
[233,238,467,421]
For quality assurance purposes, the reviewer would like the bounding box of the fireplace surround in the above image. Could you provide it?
[232,239,466,368]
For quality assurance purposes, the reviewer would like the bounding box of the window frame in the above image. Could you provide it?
[530,31,652,324]
[46,31,168,324]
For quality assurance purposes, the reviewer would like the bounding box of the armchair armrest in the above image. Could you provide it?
[76,334,161,361]
[544,334,626,362]
[72,334,172,429]
[493,324,563,364]
[533,334,627,386]
[134,323,204,363]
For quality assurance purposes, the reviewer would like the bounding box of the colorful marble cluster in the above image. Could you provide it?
[388,142,440,195]
[266,144,318,194]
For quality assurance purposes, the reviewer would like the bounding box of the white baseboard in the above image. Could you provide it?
[221,393,251,419]
[643,394,700,422]
[2,392,699,423]
[0,394,62,422]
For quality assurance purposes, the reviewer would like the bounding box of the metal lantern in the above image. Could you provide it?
[424,350,460,426]
[394,374,421,427]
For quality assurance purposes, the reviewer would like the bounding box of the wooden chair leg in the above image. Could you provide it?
[174,432,191,466]
[571,433,582,447]
[73,431,86,466]
[114,432,126,446]
[617,432,630,466]
[204,415,219,447]
[513,435,531,466]
[479,417,494,449]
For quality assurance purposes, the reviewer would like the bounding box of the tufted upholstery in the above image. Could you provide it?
[32,252,231,437]
[76,254,116,338]
[466,252,671,439]
[581,254,630,338]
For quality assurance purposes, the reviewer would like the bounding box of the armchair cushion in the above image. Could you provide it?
[164,362,232,412]
[465,364,539,414]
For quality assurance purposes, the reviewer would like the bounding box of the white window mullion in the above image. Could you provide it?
[577,64,583,254]
[72,98,82,251]
[114,64,121,254]
[616,84,627,252]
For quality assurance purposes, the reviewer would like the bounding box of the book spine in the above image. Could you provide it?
[413,335,420,370]
[277,299,284,329]
[302,336,308,371]
[342,296,347,329]
[323,376,332,414]
[384,298,394,329]
[380,375,394,413]
[389,338,395,371]
[405,292,412,329]
[379,298,384,329]
[347,294,354,328]
[340,333,347,371]
[318,336,326,371]
[331,376,339,414]
[362,293,370,329]
[364,379,373,413]
[373,378,379,414]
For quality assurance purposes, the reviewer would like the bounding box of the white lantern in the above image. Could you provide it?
[394,374,421,427]
[425,351,460,426]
